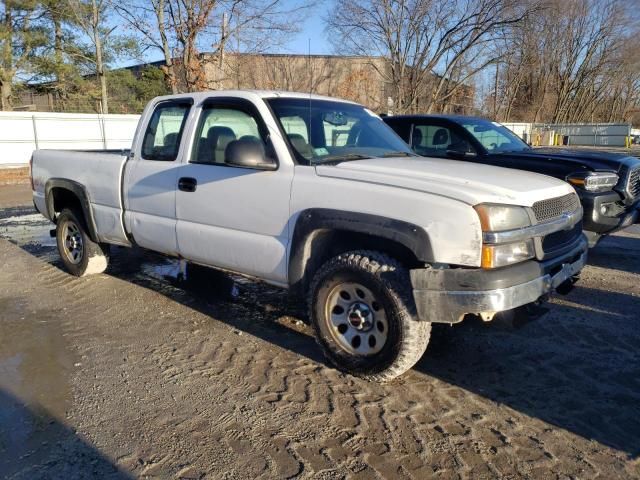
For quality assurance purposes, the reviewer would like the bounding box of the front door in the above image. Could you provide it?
[175,99,293,284]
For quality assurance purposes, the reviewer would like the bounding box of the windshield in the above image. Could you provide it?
[462,119,530,153]
[266,97,414,164]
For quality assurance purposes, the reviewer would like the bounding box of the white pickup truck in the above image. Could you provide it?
[31,90,588,381]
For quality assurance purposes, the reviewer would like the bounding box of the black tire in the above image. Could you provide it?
[56,208,109,277]
[309,250,431,382]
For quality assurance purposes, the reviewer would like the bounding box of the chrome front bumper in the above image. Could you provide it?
[411,237,588,324]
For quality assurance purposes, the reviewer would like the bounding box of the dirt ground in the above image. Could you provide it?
[0,183,32,208]
[0,183,639,479]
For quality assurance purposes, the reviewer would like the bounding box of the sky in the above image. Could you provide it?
[287,11,332,55]
[121,2,334,68]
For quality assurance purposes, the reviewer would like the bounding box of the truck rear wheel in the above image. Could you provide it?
[56,208,109,277]
[309,250,431,382]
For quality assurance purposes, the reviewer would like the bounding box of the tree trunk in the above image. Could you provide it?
[0,79,12,111]
[95,37,108,113]
[92,0,108,113]
[156,0,178,94]
[53,15,63,75]
[1,4,13,110]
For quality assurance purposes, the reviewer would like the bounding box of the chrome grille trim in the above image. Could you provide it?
[532,193,581,223]
[625,166,640,200]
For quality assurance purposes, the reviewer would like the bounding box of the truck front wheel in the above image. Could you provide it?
[56,208,109,277]
[309,250,431,382]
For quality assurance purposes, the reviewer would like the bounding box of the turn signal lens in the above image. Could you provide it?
[481,240,535,269]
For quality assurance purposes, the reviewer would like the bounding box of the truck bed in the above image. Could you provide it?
[31,149,130,246]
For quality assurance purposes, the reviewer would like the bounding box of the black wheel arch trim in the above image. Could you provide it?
[45,178,100,243]
[288,208,433,286]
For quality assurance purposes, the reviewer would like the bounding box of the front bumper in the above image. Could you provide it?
[580,190,639,235]
[410,235,588,324]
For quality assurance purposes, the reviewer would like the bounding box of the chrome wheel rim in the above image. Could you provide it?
[324,282,388,356]
[61,220,83,265]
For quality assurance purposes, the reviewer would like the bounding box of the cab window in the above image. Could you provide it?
[141,102,191,161]
[191,107,265,165]
[410,123,475,158]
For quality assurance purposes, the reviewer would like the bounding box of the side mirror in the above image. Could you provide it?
[225,139,277,170]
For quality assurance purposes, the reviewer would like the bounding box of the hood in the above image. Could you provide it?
[498,148,640,173]
[315,157,574,207]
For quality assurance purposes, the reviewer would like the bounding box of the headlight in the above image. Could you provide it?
[475,204,535,268]
[566,171,618,192]
[481,240,535,269]
[474,204,531,232]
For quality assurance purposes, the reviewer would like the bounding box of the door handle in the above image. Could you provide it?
[178,177,197,192]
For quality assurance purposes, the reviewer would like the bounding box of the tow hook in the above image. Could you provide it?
[556,275,580,295]
[49,228,56,238]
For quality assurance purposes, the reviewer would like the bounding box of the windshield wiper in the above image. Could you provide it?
[380,151,417,157]
[313,154,371,165]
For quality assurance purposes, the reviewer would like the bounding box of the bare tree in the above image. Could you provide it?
[113,0,178,93]
[327,0,533,114]
[124,0,308,93]
[66,0,115,112]
[484,0,640,123]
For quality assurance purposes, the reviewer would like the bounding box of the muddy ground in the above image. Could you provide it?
[0,183,639,479]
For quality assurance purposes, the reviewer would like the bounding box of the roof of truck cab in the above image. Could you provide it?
[152,90,359,105]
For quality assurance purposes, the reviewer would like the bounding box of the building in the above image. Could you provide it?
[196,52,474,115]
[17,53,475,115]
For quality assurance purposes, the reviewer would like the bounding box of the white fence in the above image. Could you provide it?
[502,122,534,144]
[502,121,633,147]
[0,111,140,166]
[1,112,634,167]
[540,123,631,147]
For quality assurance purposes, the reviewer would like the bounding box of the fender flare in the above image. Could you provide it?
[288,208,433,286]
[45,178,100,243]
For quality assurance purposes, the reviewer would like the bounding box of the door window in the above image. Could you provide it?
[191,107,265,165]
[411,123,475,157]
[141,103,191,161]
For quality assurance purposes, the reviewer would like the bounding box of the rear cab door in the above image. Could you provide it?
[123,97,193,255]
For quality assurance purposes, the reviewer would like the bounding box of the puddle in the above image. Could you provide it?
[0,209,58,263]
[0,297,77,475]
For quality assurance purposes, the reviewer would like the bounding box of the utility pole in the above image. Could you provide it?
[218,12,226,90]
[236,12,241,89]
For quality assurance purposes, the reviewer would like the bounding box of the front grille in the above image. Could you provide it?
[542,221,583,257]
[626,167,640,199]
[532,193,581,223]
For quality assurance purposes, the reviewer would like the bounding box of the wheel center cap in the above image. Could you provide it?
[347,302,373,331]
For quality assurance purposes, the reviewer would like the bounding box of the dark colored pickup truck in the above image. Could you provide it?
[383,114,640,245]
